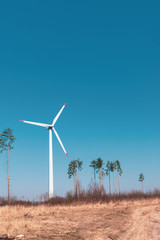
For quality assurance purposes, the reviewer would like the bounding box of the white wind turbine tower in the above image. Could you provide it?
[20,103,68,199]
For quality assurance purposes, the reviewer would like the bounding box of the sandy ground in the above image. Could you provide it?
[0,199,160,240]
[122,200,160,240]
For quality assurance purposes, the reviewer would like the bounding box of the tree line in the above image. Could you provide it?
[67,158,123,196]
[68,158,145,196]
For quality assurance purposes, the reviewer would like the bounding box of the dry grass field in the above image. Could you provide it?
[0,198,160,240]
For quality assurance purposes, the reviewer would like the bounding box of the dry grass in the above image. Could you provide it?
[0,198,160,239]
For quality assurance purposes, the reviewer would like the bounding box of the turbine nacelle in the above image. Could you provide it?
[46,126,53,130]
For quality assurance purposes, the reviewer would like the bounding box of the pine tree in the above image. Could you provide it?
[96,157,103,192]
[138,173,144,193]
[113,161,117,194]
[106,161,111,194]
[68,160,78,196]
[89,160,97,187]
[115,160,122,194]
[77,158,83,197]
[0,128,15,204]
[110,162,115,194]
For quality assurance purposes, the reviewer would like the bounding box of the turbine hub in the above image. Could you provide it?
[46,126,52,130]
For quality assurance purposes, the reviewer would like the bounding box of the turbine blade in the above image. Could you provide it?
[19,120,49,128]
[52,127,68,157]
[52,103,66,126]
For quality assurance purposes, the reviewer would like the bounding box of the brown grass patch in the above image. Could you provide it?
[0,198,160,239]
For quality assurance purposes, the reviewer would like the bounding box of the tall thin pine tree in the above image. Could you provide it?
[0,128,15,204]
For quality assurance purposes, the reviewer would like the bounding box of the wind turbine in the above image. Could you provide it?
[20,103,68,199]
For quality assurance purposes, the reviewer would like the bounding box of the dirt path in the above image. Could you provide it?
[120,202,160,240]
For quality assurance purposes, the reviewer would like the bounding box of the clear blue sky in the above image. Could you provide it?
[0,1,160,200]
